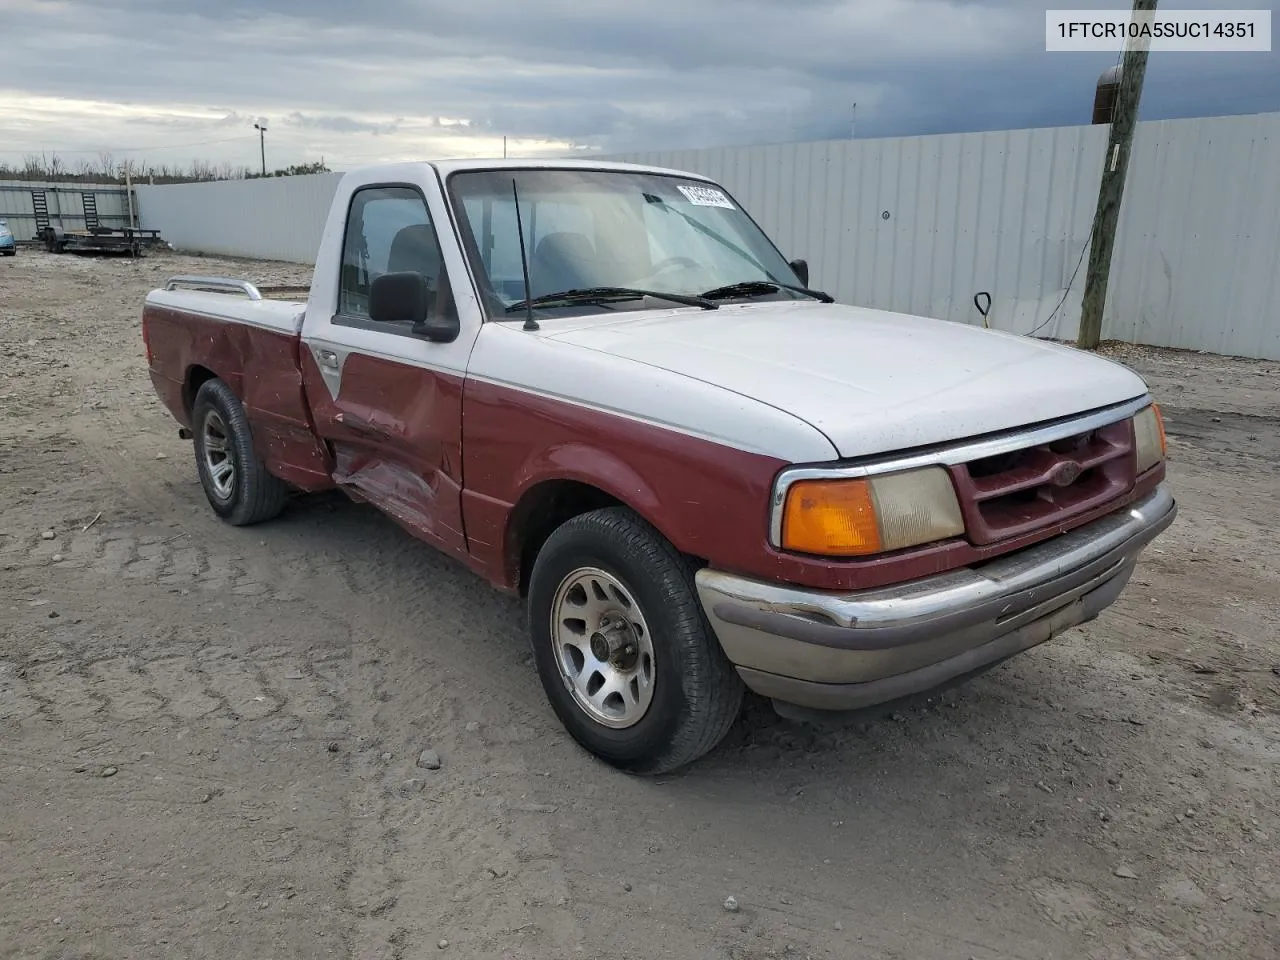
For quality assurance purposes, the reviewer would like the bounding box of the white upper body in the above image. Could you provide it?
[146,159,1149,465]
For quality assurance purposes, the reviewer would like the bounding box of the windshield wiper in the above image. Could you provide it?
[699,280,835,303]
[505,286,718,313]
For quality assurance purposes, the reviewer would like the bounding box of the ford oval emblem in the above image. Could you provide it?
[1051,462,1082,487]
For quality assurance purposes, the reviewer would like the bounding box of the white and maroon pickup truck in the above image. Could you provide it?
[142,159,1176,773]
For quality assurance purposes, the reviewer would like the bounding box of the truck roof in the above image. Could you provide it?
[345,157,716,183]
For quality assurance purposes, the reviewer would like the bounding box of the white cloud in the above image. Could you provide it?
[0,0,1274,173]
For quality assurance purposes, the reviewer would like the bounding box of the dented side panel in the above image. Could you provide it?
[300,348,468,556]
[141,303,333,490]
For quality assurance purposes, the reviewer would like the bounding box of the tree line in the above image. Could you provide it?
[0,153,331,184]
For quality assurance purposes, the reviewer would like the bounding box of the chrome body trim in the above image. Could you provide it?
[717,484,1172,639]
[696,485,1176,708]
[165,275,264,301]
[767,394,1153,547]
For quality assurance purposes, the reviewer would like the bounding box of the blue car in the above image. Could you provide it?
[0,219,15,255]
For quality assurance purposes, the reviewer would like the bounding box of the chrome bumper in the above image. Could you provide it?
[695,485,1177,711]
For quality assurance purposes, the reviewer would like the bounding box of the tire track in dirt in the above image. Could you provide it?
[31,406,589,958]
[6,256,1279,958]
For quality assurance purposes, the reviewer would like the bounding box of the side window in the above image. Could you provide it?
[338,186,455,328]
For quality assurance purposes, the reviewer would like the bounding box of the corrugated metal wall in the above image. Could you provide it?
[608,111,1280,360]
[612,124,1105,341]
[1106,113,1280,361]
[131,111,1280,359]
[0,181,134,242]
[136,173,343,263]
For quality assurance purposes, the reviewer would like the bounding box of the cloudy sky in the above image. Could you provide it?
[1,0,1276,173]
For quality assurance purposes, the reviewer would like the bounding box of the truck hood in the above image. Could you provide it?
[541,301,1149,459]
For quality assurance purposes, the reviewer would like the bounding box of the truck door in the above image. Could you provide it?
[300,175,480,556]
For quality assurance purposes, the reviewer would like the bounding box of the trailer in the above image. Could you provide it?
[1,183,165,256]
[39,224,164,257]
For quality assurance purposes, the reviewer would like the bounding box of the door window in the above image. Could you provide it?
[338,186,456,329]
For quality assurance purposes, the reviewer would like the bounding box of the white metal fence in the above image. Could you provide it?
[134,111,1280,360]
[609,111,1280,360]
[136,173,343,264]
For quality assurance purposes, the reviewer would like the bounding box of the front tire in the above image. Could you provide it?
[527,507,744,774]
[191,379,287,526]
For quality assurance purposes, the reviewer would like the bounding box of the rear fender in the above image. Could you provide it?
[143,302,331,490]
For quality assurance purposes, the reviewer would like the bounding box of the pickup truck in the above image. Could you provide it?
[142,159,1176,774]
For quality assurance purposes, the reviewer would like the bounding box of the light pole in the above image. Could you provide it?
[253,121,268,176]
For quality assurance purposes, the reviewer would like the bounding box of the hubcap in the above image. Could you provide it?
[202,410,235,500]
[550,567,655,729]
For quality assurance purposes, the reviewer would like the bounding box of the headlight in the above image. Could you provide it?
[1133,403,1167,475]
[777,467,965,556]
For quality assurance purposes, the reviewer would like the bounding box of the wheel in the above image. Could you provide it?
[527,507,744,774]
[191,378,288,525]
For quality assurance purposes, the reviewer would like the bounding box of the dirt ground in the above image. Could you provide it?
[1,248,1277,960]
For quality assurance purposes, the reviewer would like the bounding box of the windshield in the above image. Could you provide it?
[446,168,803,317]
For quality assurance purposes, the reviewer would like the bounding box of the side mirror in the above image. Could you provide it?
[369,271,460,343]
[370,271,427,325]
[788,258,809,287]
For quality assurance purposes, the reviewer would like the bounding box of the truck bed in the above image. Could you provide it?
[142,275,332,491]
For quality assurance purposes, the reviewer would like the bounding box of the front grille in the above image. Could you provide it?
[948,418,1135,545]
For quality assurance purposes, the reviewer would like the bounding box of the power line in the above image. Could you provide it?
[1025,240,1090,338]
[1024,34,1130,340]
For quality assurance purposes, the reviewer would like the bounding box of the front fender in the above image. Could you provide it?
[511,440,666,533]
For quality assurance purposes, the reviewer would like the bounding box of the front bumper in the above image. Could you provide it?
[695,485,1177,711]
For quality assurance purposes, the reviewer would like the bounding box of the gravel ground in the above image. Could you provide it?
[1,248,1277,960]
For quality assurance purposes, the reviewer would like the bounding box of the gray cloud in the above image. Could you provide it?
[0,0,1274,170]
[285,113,403,136]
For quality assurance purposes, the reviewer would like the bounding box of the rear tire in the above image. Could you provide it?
[527,507,744,775]
[191,379,288,526]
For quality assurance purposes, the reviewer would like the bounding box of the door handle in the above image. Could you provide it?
[316,349,340,369]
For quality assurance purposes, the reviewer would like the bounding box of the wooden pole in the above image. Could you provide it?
[1077,0,1157,349]
[124,164,136,230]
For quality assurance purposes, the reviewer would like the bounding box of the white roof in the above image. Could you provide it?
[346,157,715,183]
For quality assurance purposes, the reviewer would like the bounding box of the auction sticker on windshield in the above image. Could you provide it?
[677,185,735,209]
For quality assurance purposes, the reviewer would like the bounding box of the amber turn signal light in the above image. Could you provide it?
[777,467,967,557]
[1134,403,1167,474]
[781,478,884,556]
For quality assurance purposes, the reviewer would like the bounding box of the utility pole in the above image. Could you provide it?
[253,120,268,176]
[120,162,136,230]
[1077,0,1156,349]
[850,102,857,139]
